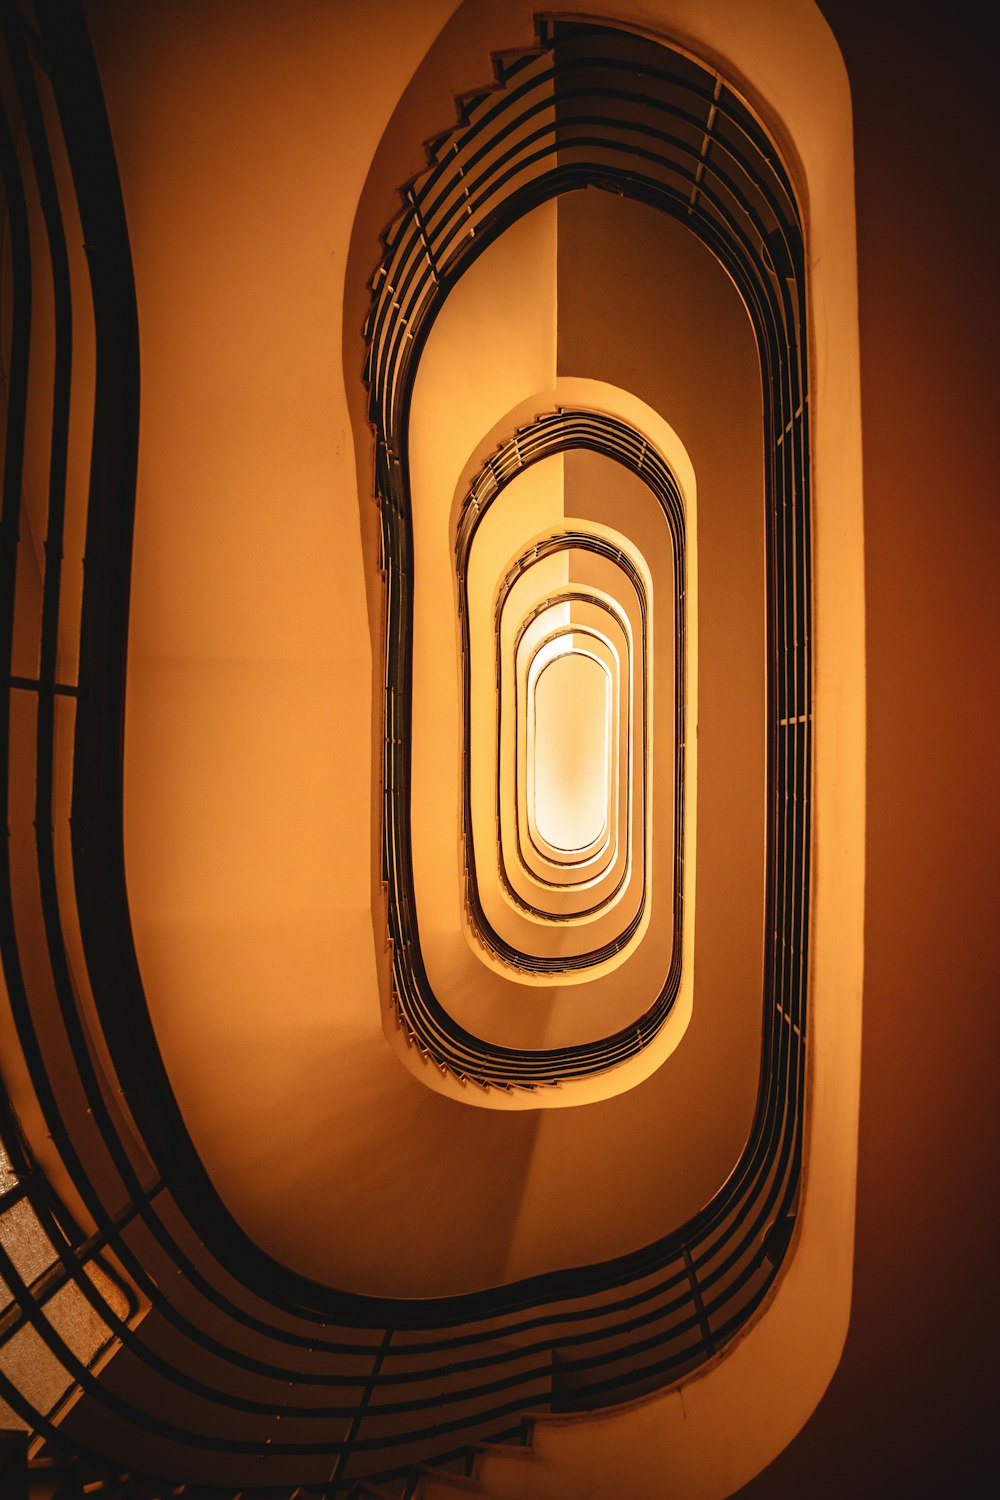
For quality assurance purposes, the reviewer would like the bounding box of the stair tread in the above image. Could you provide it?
[475,1441,536,1460]
[416,1465,480,1492]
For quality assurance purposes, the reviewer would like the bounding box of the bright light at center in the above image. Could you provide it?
[531,649,611,853]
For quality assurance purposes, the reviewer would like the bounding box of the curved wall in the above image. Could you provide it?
[118,3,765,1293]
[0,3,864,1493]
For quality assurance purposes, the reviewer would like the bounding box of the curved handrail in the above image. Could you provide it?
[0,11,809,1495]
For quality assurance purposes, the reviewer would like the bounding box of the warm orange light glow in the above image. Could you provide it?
[519,616,623,880]
[529,643,612,855]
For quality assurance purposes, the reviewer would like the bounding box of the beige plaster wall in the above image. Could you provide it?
[106,0,764,1295]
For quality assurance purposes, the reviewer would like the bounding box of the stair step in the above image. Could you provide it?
[424,127,456,160]
[413,1468,480,1498]
[348,1481,405,1500]
[475,1440,536,1462]
[455,87,495,123]
[491,48,547,83]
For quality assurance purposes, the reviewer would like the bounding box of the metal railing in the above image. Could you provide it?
[369,25,808,1100]
[457,412,679,981]
[0,9,809,1496]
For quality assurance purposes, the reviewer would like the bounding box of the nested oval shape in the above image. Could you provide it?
[517,612,624,885]
[529,644,612,855]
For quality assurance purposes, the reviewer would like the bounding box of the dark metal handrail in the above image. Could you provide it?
[0,10,809,1495]
[501,564,640,917]
[457,413,681,983]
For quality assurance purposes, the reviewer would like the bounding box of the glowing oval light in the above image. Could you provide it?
[529,647,612,854]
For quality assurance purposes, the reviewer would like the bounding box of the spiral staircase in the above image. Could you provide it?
[0,3,865,1496]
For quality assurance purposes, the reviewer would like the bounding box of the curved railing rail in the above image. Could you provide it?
[368,22,808,1100]
[496,536,644,921]
[0,8,809,1496]
[458,411,676,974]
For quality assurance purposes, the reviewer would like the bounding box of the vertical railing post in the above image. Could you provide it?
[325,1326,393,1495]
[683,1245,717,1357]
